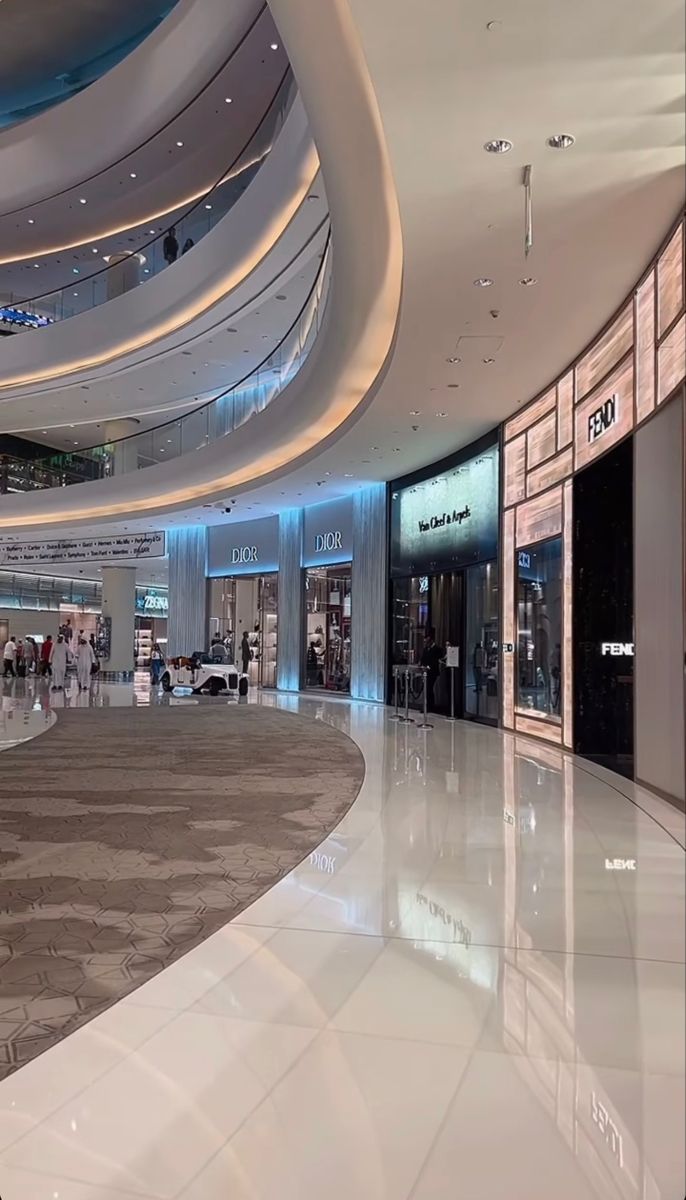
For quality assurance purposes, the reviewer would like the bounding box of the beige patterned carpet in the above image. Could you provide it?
[0,704,364,1080]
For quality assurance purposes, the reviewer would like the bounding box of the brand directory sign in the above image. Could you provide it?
[390,445,499,576]
[0,532,165,567]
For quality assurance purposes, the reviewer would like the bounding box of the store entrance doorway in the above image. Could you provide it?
[208,574,278,688]
[304,563,352,693]
[390,561,499,722]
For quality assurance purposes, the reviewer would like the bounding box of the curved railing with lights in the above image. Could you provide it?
[0,229,331,493]
[1,68,296,328]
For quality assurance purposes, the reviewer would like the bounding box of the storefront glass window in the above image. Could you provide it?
[391,575,429,666]
[464,562,499,720]
[208,574,277,686]
[304,564,352,691]
[516,538,562,719]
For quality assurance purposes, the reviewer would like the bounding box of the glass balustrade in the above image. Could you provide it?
[2,70,296,327]
[1,230,332,494]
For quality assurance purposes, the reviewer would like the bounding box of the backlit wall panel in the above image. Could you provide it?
[351,484,387,701]
[168,526,208,657]
[501,213,685,751]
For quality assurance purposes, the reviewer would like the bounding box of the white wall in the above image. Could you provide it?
[634,389,685,807]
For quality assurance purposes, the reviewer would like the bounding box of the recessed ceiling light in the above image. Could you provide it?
[91,247,98,253]
[473,277,493,287]
[484,138,512,154]
[205,203,212,210]
[27,218,35,224]
[519,277,537,286]
[436,411,447,417]
[409,410,420,416]
[482,357,496,364]
[307,194,319,202]
[33,263,40,268]
[448,383,460,388]
[225,96,233,104]
[344,472,354,477]
[143,267,150,274]
[148,229,156,235]
[547,133,575,150]
[486,20,502,31]
[72,267,79,274]
[79,197,87,204]
[446,356,461,364]
[73,291,79,297]
[176,140,184,148]
[270,42,279,50]
[275,293,287,300]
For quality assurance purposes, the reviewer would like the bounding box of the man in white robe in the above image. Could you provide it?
[76,637,96,690]
[50,635,69,690]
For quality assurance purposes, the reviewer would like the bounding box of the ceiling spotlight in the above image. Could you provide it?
[73,291,79,297]
[205,203,212,210]
[176,140,184,148]
[33,263,40,268]
[224,97,233,104]
[436,411,447,417]
[519,277,537,286]
[344,472,354,477]
[482,357,496,364]
[79,197,87,204]
[148,229,156,235]
[484,138,512,154]
[547,133,575,150]
[91,247,98,254]
[473,277,494,287]
[27,218,35,225]
[409,410,420,416]
[270,42,279,50]
[486,19,502,31]
[447,356,461,364]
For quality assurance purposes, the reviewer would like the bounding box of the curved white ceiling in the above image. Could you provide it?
[0,0,683,537]
[0,0,265,214]
[0,99,320,398]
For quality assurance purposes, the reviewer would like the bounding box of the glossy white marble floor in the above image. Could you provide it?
[0,687,684,1200]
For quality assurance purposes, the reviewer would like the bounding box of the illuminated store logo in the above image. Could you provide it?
[143,593,167,613]
[418,505,471,533]
[419,575,429,594]
[231,545,258,564]
[518,550,531,569]
[600,641,634,656]
[314,531,342,553]
[588,393,618,444]
[605,858,636,871]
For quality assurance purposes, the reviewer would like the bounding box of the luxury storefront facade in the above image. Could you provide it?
[388,432,500,723]
[500,213,686,806]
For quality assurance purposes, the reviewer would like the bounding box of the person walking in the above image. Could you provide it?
[240,631,251,675]
[24,637,37,674]
[15,640,25,678]
[3,636,16,678]
[163,227,178,265]
[75,636,96,691]
[49,634,68,691]
[40,635,53,677]
[150,643,164,685]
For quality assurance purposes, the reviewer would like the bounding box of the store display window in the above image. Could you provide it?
[208,574,277,687]
[464,562,499,720]
[304,565,351,692]
[516,538,562,719]
[391,575,429,666]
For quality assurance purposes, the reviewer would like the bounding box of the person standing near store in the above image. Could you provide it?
[150,643,164,685]
[50,634,68,691]
[3,636,16,678]
[40,635,53,677]
[240,630,251,675]
[420,627,444,712]
[15,640,25,678]
[75,636,96,691]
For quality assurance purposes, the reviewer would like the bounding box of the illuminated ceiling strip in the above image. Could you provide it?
[0,148,320,392]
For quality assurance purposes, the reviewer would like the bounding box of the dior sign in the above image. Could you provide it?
[231,546,258,564]
[314,531,343,554]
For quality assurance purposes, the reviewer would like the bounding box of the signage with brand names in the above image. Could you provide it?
[303,497,353,566]
[315,531,342,553]
[588,393,618,444]
[390,442,499,576]
[207,516,279,577]
[0,532,165,566]
[232,545,258,564]
[135,587,169,616]
[605,857,636,871]
[518,550,531,569]
[601,641,634,656]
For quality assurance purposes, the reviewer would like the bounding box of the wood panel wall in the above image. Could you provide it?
[501,213,686,748]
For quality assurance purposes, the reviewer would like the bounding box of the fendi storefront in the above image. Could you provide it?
[501,214,685,805]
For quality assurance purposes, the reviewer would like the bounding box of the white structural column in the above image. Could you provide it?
[168,526,208,657]
[100,566,136,676]
[277,509,303,691]
[351,483,387,701]
[104,418,140,476]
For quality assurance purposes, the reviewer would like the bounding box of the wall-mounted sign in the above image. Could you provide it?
[135,587,168,616]
[0,532,165,567]
[605,857,636,871]
[588,393,618,444]
[303,497,353,566]
[207,516,279,577]
[95,614,112,661]
[600,641,634,656]
[390,444,499,576]
[0,305,53,330]
[518,550,531,569]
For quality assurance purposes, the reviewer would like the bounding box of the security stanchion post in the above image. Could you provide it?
[399,666,414,723]
[445,643,459,722]
[416,666,434,729]
[389,665,402,721]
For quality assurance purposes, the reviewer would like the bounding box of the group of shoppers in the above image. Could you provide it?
[3,632,98,691]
